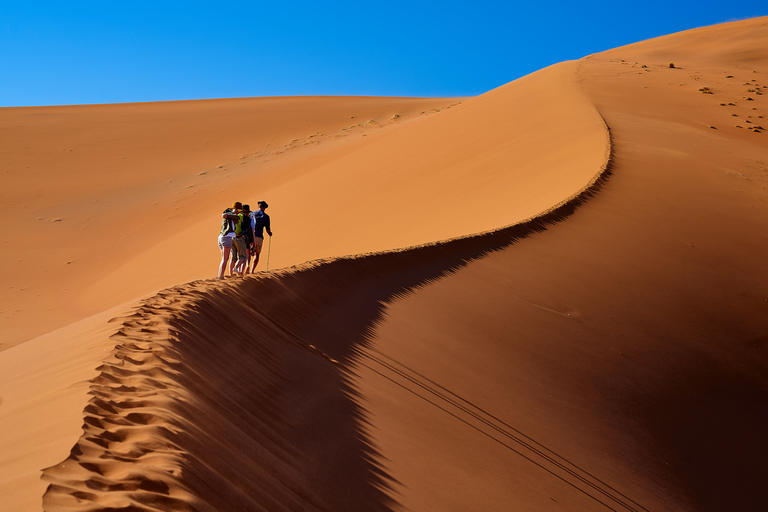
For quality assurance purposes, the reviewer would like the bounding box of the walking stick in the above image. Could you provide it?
[266,236,272,273]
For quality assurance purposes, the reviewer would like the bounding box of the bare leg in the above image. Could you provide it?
[218,246,231,278]
[251,246,262,272]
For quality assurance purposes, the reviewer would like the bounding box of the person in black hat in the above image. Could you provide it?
[250,200,272,272]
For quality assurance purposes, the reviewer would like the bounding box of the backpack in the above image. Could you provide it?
[234,212,248,236]
[220,209,237,236]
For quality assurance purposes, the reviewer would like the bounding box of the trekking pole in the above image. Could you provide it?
[266,236,272,273]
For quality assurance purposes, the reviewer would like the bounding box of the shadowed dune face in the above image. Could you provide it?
[575,16,768,512]
[41,278,396,511]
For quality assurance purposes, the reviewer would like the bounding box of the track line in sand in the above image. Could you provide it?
[238,291,648,511]
[351,346,648,512]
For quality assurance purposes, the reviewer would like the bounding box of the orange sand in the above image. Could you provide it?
[1,16,767,512]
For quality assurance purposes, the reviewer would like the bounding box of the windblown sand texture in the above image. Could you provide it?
[1,16,768,512]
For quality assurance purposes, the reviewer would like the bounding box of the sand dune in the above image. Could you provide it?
[2,15,768,512]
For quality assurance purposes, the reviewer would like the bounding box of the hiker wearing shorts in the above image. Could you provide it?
[250,200,272,272]
[230,205,249,276]
[217,202,241,279]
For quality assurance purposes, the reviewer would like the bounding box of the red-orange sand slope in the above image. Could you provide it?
[2,15,768,512]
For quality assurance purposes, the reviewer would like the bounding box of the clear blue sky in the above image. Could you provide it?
[0,1,763,107]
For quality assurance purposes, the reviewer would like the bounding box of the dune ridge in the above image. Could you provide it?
[41,95,615,510]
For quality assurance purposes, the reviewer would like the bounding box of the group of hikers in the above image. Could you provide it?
[217,200,272,279]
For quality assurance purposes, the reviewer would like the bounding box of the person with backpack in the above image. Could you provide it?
[230,204,250,276]
[217,202,242,279]
[250,200,273,272]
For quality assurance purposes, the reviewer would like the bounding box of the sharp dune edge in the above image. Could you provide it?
[0,16,767,512]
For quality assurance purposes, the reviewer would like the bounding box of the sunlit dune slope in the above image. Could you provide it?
[0,95,457,349]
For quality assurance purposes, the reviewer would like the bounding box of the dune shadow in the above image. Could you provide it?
[642,365,768,512]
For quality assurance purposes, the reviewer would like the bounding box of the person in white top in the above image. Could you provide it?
[217,201,241,279]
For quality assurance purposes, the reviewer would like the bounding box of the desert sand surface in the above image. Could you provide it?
[2,15,768,512]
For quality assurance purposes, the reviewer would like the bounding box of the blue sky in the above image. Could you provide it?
[0,1,763,107]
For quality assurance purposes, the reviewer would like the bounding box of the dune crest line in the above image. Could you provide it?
[41,83,615,511]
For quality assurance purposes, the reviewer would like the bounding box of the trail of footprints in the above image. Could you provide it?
[211,102,462,172]
[615,59,765,133]
[42,285,210,511]
[716,74,765,132]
